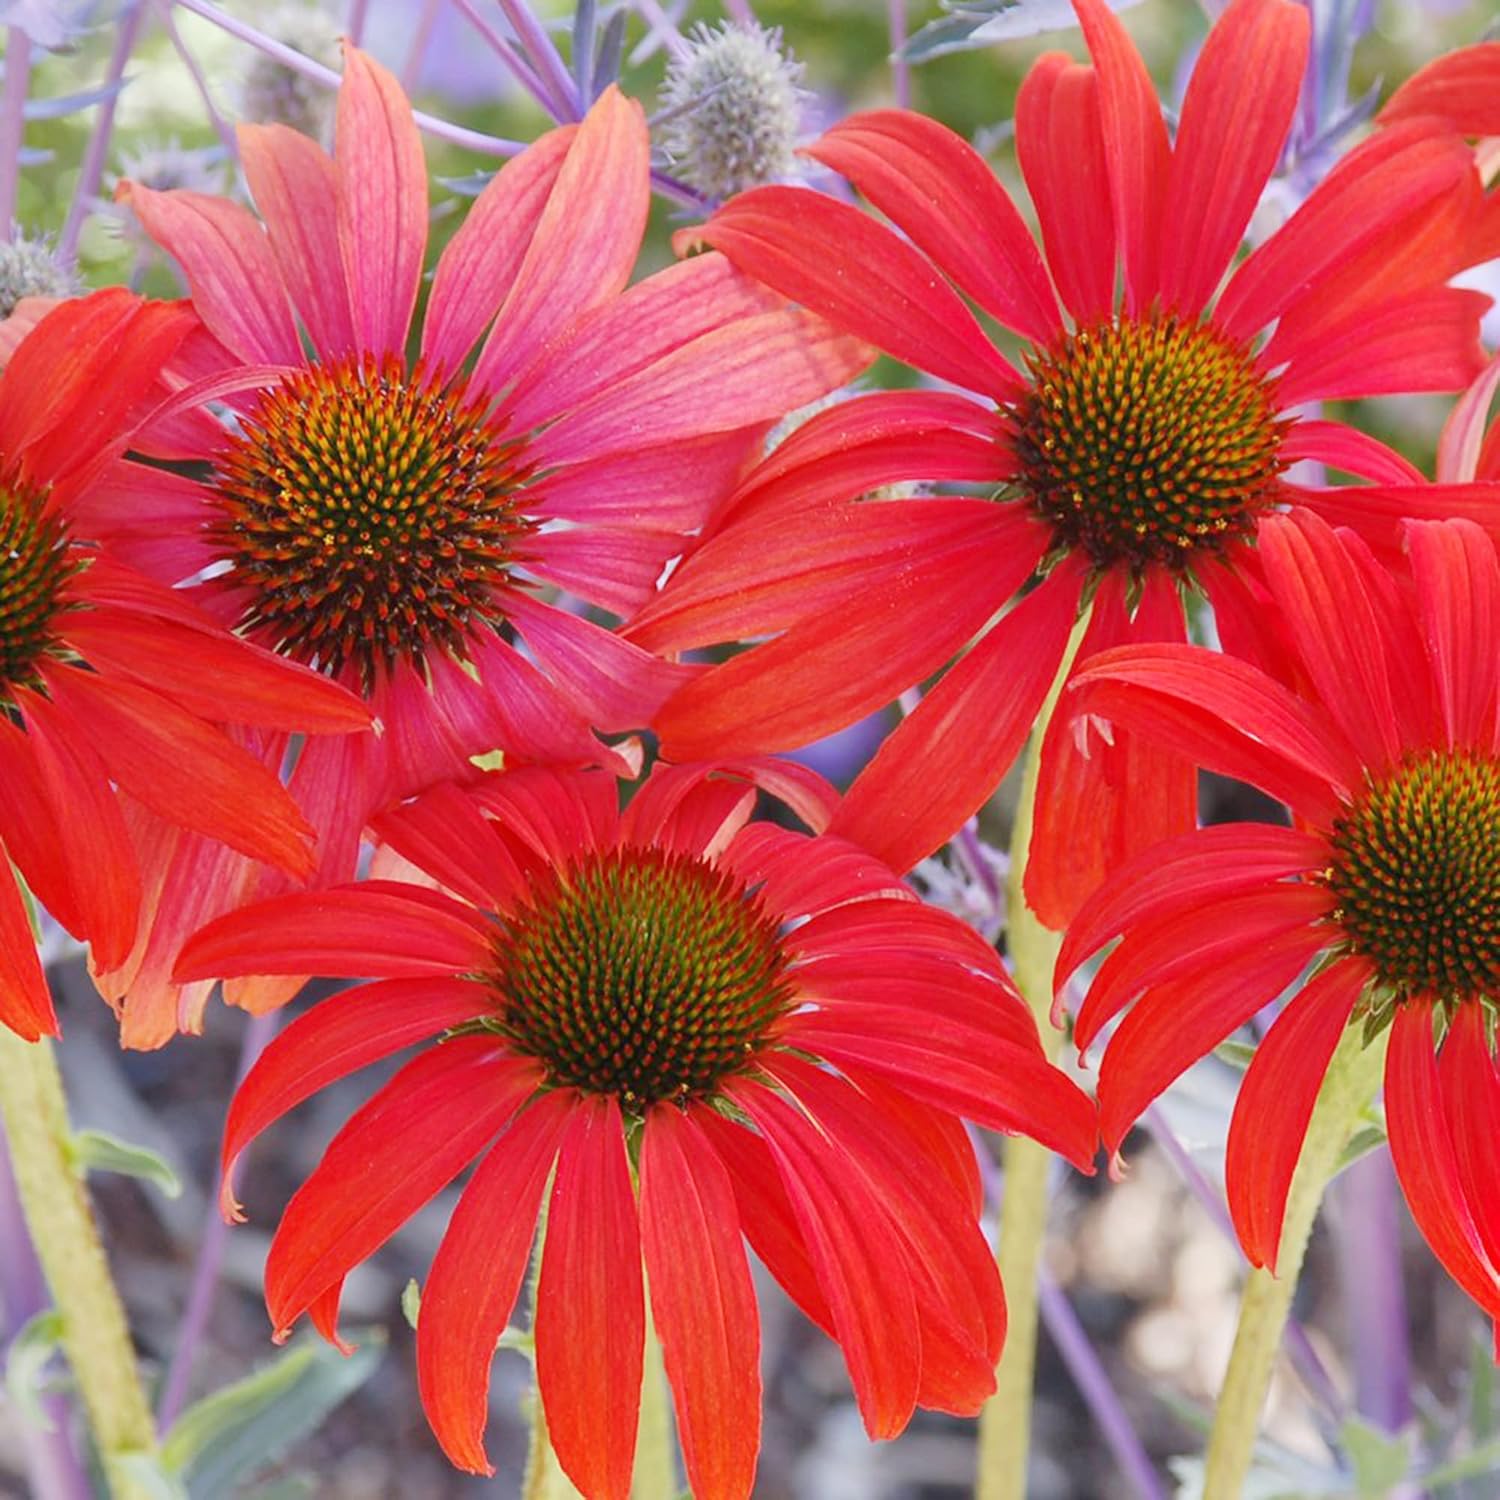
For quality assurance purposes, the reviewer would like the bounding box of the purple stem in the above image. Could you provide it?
[0,1124,93,1500]
[495,0,582,120]
[399,0,445,92]
[634,0,692,63]
[449,0,572,121]
[1037,1273,1168,1500]
[1332,1149,1412,1433]
[1144,1105,1346,1420]
[0,27,32,242]
[887,0,910,108]
[956,820,1002,907]
[156,0,238,157]
[156,1009,281,1433]
[172,0,529,157]
[967,1126,1164,1500]
[346,0,369,47]
[60,0,148,260]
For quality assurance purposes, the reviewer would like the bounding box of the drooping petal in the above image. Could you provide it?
[175,882,492,982]
[805,109,1061,343]
[1157,0,1307,316]
[240,124,356,359]
[1226,957,1368,1269]
[730,1079,921,1439]
[115,183,301,365]
[417,1090,574,1476]
[264,1039,536,1335]
[1016,55,1115,326]
[534,1095,644,1500]
[1439,1005,1500,1274]
[1403,519,1500,751]
[1055,822,1328,994]
[1386,1004,1500,1322]
[0,858,57,1041]
[0,714,83,938]
[680,186,1025,401]
[640,1106,761,1500]
[1065,643,1358,824]
[831,562,1084,874]
[422,126,575,372]
[1073,0,1169,313]
[334,47,428,357]
[42,666,317,879]
[1095,924,1329,1153]
[219,977,491,1218]
[472,87,649,397]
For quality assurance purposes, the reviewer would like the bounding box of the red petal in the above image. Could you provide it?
[640,1106,761,1500]
[1437,353,1500,484]
[175,881,492,981]
[1379,41,1500,136]
[116,183,301,365]
[1386,1004,1500,1321]
[1157,0,1307,316]
[1026,570,1194,929]
[1096,925,1328,1152]
[264,1039,536,1332]
[730,1080,921,1439]
[220,977,490,1218]
[1257,511,1402,766]
[1281,421,1425,486]
[418,1090,574,1475]
[43,667,317,878]
[371,784,528,914]
[1439,1005,1500,1274]
[620,757,837,849]
[1016,55,1115,325]
[17,690,140,970]
[0,714,83,938]
[1066,643,1356,823]
[240,124,356,359]
[831,561,1081,874]
[422,125,575,372]
[0,858,57,1040]
[684,186,1025,401]
[1226,957,1368,1269]
[1056,822,1328,993]
[807,110,1060,343]
[1074,0,1169,313]
[472,87,649,396]
[1403,519,1500,751]
[334,48,427,356]
[535,1095,644,1500]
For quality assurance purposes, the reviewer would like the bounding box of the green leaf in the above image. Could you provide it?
[1420,1434,1500,1486]
[109,1454,188,1500]
[163,1332,386,1499]
[1341,1417,1412,1496]
[1470,1328,1496,1441]
[68,1129,182,1199]
[1214,1039,1257,1072]
[401,1278,421,1331]
[1332,1118,1387,1175]
[5,1308,63,1430]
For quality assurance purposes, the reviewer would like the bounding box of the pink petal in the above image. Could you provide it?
[335,47,428,356]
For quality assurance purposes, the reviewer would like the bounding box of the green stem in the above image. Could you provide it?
[519,1200,582,1500]
[1202,1022,1387,1498]
[976,612,1089,1500]
[0,1030,158,1500]
[631,1308,677,1500]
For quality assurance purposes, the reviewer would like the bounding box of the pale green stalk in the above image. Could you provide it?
[976,611,1090,1500]
[0,1030,159,1500]
[631,1311,676,1500]
[1202,1024,1387,1498]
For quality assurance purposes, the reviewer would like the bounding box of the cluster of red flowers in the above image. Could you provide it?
[3,0,1499,1495]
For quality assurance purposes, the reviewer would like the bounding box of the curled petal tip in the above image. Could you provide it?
[1106,1148,1129,1184]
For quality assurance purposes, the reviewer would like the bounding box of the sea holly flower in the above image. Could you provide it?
[175,760,1099,1500]
[0,290,366,1041]
[87,46,865,1040]
[630,0,1496,923]
[1054,508,1500,1332]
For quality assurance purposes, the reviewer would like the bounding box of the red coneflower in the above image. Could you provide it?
[1056,508,1500,1332]
[0,290,366,1041]
[631,0,1495,923]
[88,47,865,1041]
[175,760,1098,1500]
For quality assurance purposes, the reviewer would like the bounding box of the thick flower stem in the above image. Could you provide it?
[976,613,1088,1500]
[521,1392,583,1500]
[1202,1023,1388,1499]
[632,1310,677,1499]
[0,1030,158,1500]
